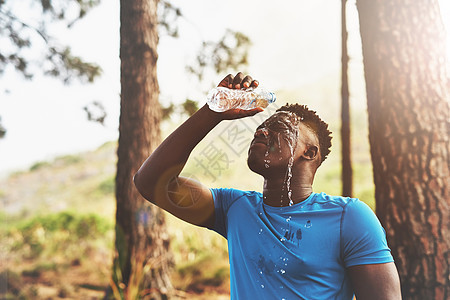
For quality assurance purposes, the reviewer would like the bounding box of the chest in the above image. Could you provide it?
[226,202,345,278]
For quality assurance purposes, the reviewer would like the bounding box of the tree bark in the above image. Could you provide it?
[341,0,353,197]
[356,0,449,299]
[114,0,172,297]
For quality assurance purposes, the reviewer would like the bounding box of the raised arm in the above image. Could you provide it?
[133,73,262,228]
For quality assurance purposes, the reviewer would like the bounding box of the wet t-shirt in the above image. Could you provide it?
[210,189,394,300]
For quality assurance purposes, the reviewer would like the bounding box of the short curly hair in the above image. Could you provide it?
[276,103,332,164]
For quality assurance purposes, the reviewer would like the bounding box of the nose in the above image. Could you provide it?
[254,128,269,138]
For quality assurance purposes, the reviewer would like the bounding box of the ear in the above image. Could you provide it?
[302,145,319,161]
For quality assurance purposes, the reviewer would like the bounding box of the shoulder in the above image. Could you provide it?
[210,188,262,238]
[210,188,260,199]
[310,192,359,209]
[210,188,262,207]
[339,198,393,266]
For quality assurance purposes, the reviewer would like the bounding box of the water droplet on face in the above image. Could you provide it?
[277,113,300,206]
[280,269,286,274]
[258,112,301,206]
[261,284,265,288]
[305,220,312,228]
[259,228,263,235]
[286,216,291,222]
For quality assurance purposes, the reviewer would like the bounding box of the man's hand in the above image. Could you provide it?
[218,72,259,89]
[209,72,264,120]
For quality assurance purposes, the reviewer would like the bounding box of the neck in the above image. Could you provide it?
[262,168,314,207]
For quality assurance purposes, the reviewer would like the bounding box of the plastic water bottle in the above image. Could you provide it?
[206,87,276,112]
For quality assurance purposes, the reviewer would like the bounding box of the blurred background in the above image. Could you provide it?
[0,0,448,298]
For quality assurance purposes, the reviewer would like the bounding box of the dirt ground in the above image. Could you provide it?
[2,255,230,299]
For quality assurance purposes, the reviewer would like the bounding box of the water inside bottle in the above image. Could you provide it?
[207,87,276,112]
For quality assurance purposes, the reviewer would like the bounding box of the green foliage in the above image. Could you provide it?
[182,99,199,117]
[161,102,175,120]
[162,29,252,120]
[0,0,101,81]
[29,154,81,171]
[162,99,200,120]
[98,175,115,195]
[158,0,182,38]
[0,0,102,132]
[84,101,107,125]
[165,212,229,293]
[45,46,102,84]
[56,154,82,165]
[0,116,6,139]
[29,160,51,171]
[37,0,101,21]
[175,253,230,292]
[7,211,113,258]
[187,29,251,82]
[19,211,111,238]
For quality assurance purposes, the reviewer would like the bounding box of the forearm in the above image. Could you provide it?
[134,104,221,200]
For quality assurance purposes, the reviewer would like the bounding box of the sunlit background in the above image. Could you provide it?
[0,1,448,298]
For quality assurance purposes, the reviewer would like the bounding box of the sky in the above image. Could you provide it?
[0,0,449,176]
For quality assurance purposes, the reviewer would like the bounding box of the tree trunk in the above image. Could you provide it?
[341,0,353,197]
[114,0,172,298]
[356,0,449,299]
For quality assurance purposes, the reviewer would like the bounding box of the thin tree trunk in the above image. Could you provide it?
[114,0,173,297]
[341,0,352,197]
[356,0,449,299]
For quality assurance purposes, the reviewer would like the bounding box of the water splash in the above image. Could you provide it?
[305,220,312,228]
[264,146,270,168]
[258,111,301,206]
[277,112,300,206]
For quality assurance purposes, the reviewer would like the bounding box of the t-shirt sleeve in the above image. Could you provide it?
[209,188,241,238]
[341,199,394,267]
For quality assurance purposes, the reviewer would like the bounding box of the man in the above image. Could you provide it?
[134,73,402,299]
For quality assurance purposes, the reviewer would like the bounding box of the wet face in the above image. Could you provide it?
[247,111,305,176]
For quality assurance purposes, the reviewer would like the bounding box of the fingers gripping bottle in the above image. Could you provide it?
[206,87,276,112]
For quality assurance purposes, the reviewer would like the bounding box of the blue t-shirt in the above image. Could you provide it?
[210,188,393,300]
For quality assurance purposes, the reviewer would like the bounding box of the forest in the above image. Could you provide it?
[0,0,448,299]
